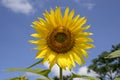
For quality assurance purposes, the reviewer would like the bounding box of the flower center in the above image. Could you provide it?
[55,33,67,43]
[47,27,74,53]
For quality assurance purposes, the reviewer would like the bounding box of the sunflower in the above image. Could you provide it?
[29,7,94,70]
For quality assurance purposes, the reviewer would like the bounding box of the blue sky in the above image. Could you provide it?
[0,0,120,79]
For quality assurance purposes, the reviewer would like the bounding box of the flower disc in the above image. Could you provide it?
[47,27,74,53]
[30,7,94,70]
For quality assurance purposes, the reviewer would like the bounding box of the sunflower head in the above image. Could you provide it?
[29,7,94,70]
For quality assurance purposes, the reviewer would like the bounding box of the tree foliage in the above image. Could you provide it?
[88,43,120,80]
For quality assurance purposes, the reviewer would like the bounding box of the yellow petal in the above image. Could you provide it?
[77,48,88,58]
[75,32,93,38]
[80,49,88,58]
[55,7,62,26]
[30,33,41,38]
[76,37,94,43]
[38,18,46,25]
[50,8,57,27]
[29,40,39,44]
[44,9,56,28]
[79,53,86,64]
[38,39,46,44]
[72,14,80,24]
[78,17,87,27]
[31,26,48,38]
[32,21,48,31]
[42,50,57,69]
[57,54,67,69]
[71,17,87,32]
[80,44,95,49]
[48,52,57,63]
[69,14,80,30]
[72,24,90,34]
[43,10,50,22]
[66,9,74,27]
[49,53,57,69]
[68,52,76,67]
[72,52,82,66]
[32,21,39,26]
[65,53,75,70]
[69,9,74,20]
[29,39,46,45]
[34,45,47,51]
[38,17,52,30]
[63,7,69,26]
[36,49,48,59]
[82,25,90,30]
[73,48,86,64]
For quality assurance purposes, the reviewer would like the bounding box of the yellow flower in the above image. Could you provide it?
[29,7,94,70]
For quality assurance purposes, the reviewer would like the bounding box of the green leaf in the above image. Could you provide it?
[107,50,120,58]
[27,59,43,68]
[6,68,50,80]
[37,69,51,77]
[72,73,100,80]
[36,78,53,80]
[6,68,42,73]
[6,77,20,80]
[6,78,29,80]
[36,79,46,80]
[6,76,29,80]
[114,77,120,80]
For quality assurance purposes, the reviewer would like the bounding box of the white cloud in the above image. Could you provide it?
[43,62,49,68]
[77,66,88,75]
[44,62,98,79]
[44,62,71,77]
[73,66,98,80]
[74,0,96,10]
[82,3,95,10]
[24,62,98,80]
[1,0,34,14]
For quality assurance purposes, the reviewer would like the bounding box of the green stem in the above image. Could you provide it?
[60,67,63,80]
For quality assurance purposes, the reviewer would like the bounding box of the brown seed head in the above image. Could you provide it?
[47,27,75,53]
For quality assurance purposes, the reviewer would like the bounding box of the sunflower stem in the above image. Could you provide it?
[60,67,63,80]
